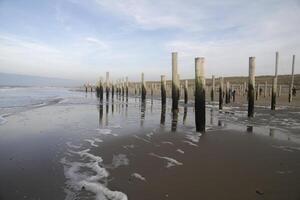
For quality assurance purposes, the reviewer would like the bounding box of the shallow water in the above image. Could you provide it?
[0,87,300,200]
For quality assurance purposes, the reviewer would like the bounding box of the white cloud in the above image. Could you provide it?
[84,37,110,49]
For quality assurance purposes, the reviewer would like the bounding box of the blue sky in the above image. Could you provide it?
[0,0,299,82]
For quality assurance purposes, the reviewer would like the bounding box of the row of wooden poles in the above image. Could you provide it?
[84,52,296,133]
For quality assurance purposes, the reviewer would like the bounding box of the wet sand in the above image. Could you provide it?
[0,93,300,200]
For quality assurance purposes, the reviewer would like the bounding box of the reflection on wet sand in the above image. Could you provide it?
[183,107,187,125]
[160,104,166,126]
[140,100,146,127]
[171,110,178,132]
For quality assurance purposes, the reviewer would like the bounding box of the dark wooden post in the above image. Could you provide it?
[105,72,110,100]
[99,78,104,101]
[225,81,230,104]
[126,77,129,101]
[264,81,267,98]
[111,81,114,100]
[271,52,279,110]
[161,75,166,105]
[211,75,215,101]
[219,77,224,110]
[289,55,296,102]
[184,80,188,104]
[172,52,179,111]
[248,57,255,117]
[195,57,206,132]
[141,73,146,101]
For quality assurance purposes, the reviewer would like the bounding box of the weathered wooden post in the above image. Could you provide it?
[271,52,279,110]
[85,84,88,93]
[161,75,166,106]
[105,72,110,100]
[172,52,179,111]
[211,75,215,101]
[243,82,247,96]
[248,57,255,117]
[278,85,282,97]
[99,78,104,101]
[219,77,224,110]
[150,83,154,97]
[256,84,260,100]
[125,77,129,101]
[225,81,230,104]
[289,55,296,102]
[141,73,146,101]
[184,80,188,104]
[195,57,206,132]
[111,81,114,100]
[264,81,267,98]
[121,78,125,100]
[90,84,93,92]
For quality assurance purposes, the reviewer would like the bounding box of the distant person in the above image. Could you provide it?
[292,87,296,96]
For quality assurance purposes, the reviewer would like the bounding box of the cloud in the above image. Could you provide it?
[84,37,110,49]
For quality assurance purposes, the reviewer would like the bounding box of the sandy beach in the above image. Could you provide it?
[0,87,299,200]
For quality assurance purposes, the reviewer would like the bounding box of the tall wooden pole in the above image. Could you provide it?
[184,80,188,104]
[211,75,215,101]
[225,81,230,104]
[106,72,110,100]
[125,76,129,101]
[271,52,279,110]
[111,80,114,100]
[161,75,166,106]
[195,57,206,132]
[99,78,103,101]
[289,55,296,102]
[219,77,224,110]
[141,73,146,101]
[172,52,179,111]
[248,57,255,117]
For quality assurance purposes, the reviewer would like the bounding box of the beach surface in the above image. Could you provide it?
[0,87,300,200]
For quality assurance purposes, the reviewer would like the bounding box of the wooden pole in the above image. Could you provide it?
[256,84,260,100]
[184,80,188,104]
[225,81,230,104]
[111,81,114,100]
[99,78,103,101]
[106,72,110,100]
[289,55,296,102]
[264,81,267,98]
[141,73,146,101]
[248,57,255,117]
[195,57,206,132]
[271,52,279,110]
[126,76,129,101]
[172,52,179,111]
[211,75,215,101]
[161,75,166,106]
[219,77,224,110]
[278,85,282,97]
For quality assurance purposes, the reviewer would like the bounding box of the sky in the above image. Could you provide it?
[0,0,299,82]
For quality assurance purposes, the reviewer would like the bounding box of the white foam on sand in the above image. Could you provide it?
[61,148,128,200]
[123,144,135,149]
[133,135,151,143]
[161,141,174,145]
[185,132,202,143]
[85,139,99,147]
[146,132,154,138]
[112,154,129,168]
[97,129,118,136]
[176,149,185,154]
[0,115,7,125]
[131,173,146,181]
[66,142,81,149]
[183,140,198,147]
[149,153,183,168]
